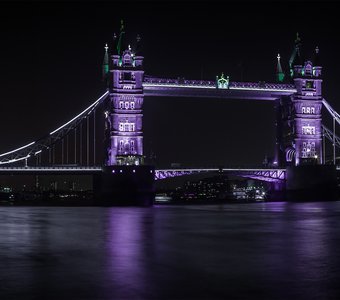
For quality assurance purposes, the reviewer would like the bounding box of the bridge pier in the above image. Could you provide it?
[93,165,155,206]
[286,165,337,201]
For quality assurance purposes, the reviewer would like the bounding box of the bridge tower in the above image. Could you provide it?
[285,45,336,199]
[291,47,323,165]
[95,23,154,206]
[107,31,144,166]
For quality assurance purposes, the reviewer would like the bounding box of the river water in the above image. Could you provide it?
[1,202,340,299]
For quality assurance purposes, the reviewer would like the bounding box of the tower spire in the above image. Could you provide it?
[116,19,125,56]
[276,53,285,82]
[313,46,321,66]
[102,43,109,83]
[289,32,303,77]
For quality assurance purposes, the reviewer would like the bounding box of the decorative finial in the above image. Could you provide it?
[296,32,300,42]
[128,44,131,51]
[315,46,319,54]
[136,34,141,43]
[113,33,117,40]
[277,53,281,60]
[104,43,108,52]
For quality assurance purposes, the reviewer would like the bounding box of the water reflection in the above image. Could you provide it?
[1,203,340,299]
[105,208,153,299]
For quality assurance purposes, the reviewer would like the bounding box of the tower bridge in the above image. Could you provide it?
[0,27,339,204]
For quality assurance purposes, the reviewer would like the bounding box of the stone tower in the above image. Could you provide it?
[106,28,145,166]
[291,47,323,165]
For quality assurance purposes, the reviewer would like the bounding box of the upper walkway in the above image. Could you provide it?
[143,76,297,101]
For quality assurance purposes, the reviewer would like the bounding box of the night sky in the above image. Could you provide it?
[1,1,340,168]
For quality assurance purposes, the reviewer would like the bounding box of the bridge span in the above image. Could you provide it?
[0,166,286,183]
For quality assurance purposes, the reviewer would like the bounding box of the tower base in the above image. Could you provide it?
[94,165,155,206]
[286,165,337,201]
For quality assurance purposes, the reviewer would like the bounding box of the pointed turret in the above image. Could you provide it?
[289,32,303,77]
[276,53,285,82]
[102,43,109,83]
[116,19,125,55]
[313,46,321,66]
[313,46,322,77]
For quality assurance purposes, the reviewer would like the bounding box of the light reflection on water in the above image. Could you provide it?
[1,202,340,299]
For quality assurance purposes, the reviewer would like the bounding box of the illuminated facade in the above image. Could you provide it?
[291,56,323,165]
[106,45,145,166]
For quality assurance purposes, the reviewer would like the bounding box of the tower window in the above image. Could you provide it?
[302,142,316,158]
[119,140,124,151]
[119,121,135,132]
[124,73,131,80]
[306,81,314,89]
[302,125,315,135]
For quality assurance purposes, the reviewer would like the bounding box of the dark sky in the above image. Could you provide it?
[0,1,340,168]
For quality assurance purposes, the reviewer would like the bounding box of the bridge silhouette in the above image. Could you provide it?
[1,28,340,203]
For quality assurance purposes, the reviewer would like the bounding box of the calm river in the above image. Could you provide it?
[1,202,340,299]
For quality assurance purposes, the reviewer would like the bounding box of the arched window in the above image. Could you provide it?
[123,54,131,65]
[124,141,130,153]
[119,140,124,151]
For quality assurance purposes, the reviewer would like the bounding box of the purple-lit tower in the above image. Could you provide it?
[284,42,336,199]
[95,25,154,206]
[107,46,145,166]
[291,53,323,165]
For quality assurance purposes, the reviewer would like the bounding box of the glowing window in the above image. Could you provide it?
[302,125,315,135]
[302,142,316,158]
[119,121,135,132]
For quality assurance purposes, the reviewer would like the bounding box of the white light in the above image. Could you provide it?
[143,83,297,93]
[50,91,108,135]
[35,150,42,155]
[0,154,31,165]
[0,141,35,158]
